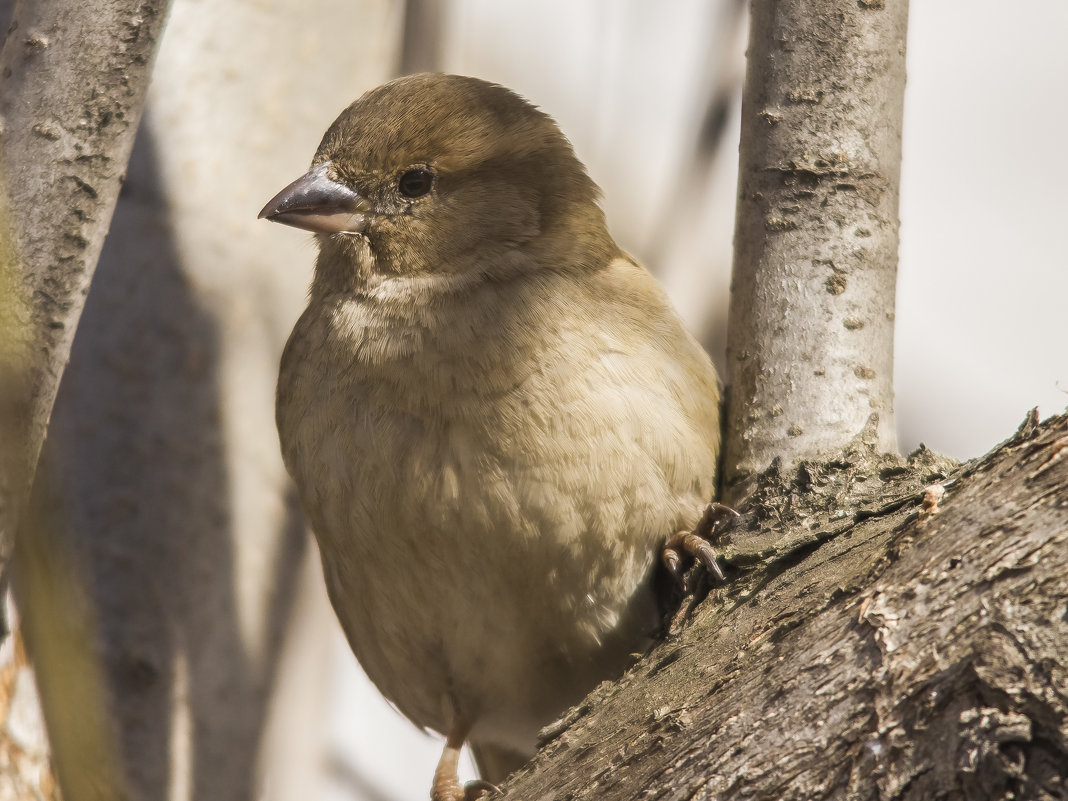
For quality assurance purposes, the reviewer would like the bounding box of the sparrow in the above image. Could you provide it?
[260,73,725,801]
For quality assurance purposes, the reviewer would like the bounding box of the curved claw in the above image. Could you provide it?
[662,545,683,581]
[661,503,739,585]
[696,502,741,538]
[688,534,726,582]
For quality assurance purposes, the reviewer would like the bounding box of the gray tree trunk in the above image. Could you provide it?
[724,0,908,501]
[0,0,170,565]
[0,3,170,799]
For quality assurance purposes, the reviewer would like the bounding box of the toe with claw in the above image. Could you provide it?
[661,502,740,584]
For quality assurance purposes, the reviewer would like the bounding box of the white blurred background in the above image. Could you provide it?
[23,2,1067,801]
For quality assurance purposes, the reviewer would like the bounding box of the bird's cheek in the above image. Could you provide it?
[457,183,541,245]
[361,218,433,274]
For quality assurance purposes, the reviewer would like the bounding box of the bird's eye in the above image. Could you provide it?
[398,168,434,198]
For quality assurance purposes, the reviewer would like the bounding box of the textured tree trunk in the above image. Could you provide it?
[503,410,1068,800]
[0,3,170,799]
[724,0,909,501]
[0,0,171,563]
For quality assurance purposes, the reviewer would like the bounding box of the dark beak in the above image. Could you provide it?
[258,162,371,234]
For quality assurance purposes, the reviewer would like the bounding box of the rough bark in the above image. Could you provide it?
[725,0,908,501]
[0,0,171,574]
[502,409,1067,800]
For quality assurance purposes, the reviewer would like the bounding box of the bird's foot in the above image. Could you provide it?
[661,502,740,584]
[431,777,499,801]
[432,721,500,801]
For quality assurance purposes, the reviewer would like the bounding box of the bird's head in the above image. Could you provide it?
[259,73,615,287]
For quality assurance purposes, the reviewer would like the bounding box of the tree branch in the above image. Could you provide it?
[502,410,1068,799]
